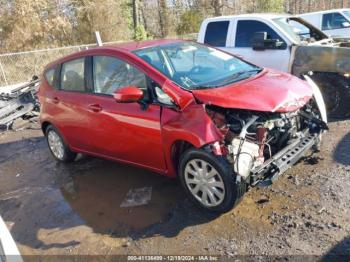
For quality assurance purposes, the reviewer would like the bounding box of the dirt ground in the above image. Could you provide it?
[0,118,349,258]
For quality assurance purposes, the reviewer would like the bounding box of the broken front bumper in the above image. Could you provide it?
[250,134,319,187]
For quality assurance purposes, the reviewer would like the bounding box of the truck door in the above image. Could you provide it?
[228,19,290,72]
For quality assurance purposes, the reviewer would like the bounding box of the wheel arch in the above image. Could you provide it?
[170,140,195,177]
[41,121,52,134]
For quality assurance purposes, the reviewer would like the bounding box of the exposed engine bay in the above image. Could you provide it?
[206,100,327,186]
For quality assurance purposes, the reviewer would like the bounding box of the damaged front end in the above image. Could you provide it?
[206,98,327,187]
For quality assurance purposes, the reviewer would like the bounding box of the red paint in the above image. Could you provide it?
[39,40,314,178]
[192,69,313,112]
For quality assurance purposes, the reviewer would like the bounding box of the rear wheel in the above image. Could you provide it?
[179,148,246,213]
[45,125,77,162]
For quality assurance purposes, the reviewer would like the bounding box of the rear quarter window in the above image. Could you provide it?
[204,21,229,47]
[44,68,55,86]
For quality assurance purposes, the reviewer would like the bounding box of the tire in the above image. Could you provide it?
[45,125,77,162]
[311,73,350,119]
[178,148,246,213]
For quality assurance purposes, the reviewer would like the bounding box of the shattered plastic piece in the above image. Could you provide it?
[120,187,152,207]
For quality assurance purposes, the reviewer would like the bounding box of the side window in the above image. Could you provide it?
[92,56,148,97]
[60,58,85,92]
[322,12,349,30]
[45,68,55,86]
[235,20,286,48]
[204,21,229,47]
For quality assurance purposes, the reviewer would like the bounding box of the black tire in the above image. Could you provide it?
[311,73,350,119]
[45,125,77,162]
[178,148,246,213]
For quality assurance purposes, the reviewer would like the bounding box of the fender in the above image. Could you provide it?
[161,104,224,177]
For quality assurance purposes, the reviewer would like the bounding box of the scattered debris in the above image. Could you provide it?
[63,180,77,195]
[256,198,269,205]
[318,207,326,214]
[120,187,152,207]
[122,241,131,248]
[0,76,40,131]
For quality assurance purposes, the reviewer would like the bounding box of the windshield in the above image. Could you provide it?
[133,42,261,90]
[273,17,327,43]
[273,17,301,43]
[344,10,350,19]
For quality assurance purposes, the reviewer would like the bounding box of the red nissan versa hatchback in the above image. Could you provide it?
[38,40,328,212]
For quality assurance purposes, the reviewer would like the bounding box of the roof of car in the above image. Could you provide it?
[298,8,350,16]
[203,13,290,22]
[106,39,184,52]
[44,39,186,69]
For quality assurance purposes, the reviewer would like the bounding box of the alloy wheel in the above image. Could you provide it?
[47,130,65,160]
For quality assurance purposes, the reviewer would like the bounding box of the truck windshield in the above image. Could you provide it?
[344,10,350,19]
[273,17,327,43]
[273,17,301,43]
[133,42,261,90]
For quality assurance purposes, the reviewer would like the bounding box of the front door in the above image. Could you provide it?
[84,55,165,172]
[230,19,291,72]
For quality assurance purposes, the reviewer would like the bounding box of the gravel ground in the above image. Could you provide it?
[0,118,349,259]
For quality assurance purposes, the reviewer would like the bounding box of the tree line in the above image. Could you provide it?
[0,0,348,53]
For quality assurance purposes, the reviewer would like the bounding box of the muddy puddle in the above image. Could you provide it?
[60,160,182,234]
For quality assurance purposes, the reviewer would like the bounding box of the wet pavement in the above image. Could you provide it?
[0,120,350,256]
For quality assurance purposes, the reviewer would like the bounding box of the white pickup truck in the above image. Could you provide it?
[197,13,350,118]
[298,9,350,37]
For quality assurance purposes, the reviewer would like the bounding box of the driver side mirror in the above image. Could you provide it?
[342,21,350,28]
[113,86,143,103]
[252,32,285,51]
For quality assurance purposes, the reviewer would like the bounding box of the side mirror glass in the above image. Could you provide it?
[113,86,143,103]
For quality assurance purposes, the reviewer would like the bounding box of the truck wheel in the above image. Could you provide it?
[311,73,350,119]
[45,125,77,162]
[179,148,246,213]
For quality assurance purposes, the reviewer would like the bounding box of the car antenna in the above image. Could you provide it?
[95,31,103,47]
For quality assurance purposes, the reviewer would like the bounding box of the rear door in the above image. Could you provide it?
[83,55,165,172]
[52,57,98,152]
[201,20,233,53]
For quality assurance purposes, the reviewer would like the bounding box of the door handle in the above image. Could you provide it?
[88,104,102,112]
[52,97,60,104]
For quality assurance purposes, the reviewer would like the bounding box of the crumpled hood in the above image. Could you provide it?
[192,69,313,112]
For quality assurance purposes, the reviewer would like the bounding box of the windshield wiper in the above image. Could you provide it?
[189,69,262,90]
[218,69,262,86]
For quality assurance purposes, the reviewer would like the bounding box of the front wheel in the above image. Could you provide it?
[179,148,246,213]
